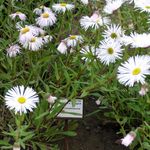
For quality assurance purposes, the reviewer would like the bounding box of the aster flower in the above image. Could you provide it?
[13,144,20,150]
[117,55,150,87]
[121,32,150,48]
[81,45,97,61]
[97,39,123,65]
[6,44,21,57]
[103,0,125,14]
[18,25,41,45]
[4,86,39,115]
[9,12,26,21]
[47,95,57,104]
[36,8,57,28]
[121,131,136,147]
[66,35,83,47]
[18,25,45,45]
[80,0,89,5]
[80,11,110,30]
[42,35,53,44]
[95,99,101,105]
[33,5,46,15]
[57,41,68,54]
[134,0,150,13]
[103,24,124,42]
[23,36,44,51]
[139,83,149,96]
[52,3,75,13]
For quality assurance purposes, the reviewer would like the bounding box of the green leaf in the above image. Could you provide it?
[142,142,150,150]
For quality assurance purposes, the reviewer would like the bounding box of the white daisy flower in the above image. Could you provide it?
[103,24,124,42]
[9,12,26,21]
[23,36,44,51]
[97,39,123,65]
[66,35,83,47]
[134,0,150,13]
[18,25,45,45]
[117,55,150,87]
[33,5,46,15]
[18,25,41,45]
[139,83,149,96]
[42,35,53,44]
[103,0,125,14]
[122,32,150,48]
[81,45,97,61]
[52,3,75,13]
[57,41,68,54]
[80,0,89,5]
[121,131,136,147]
[80,11,110,30]
[6,44,21,57]
[13,144,20,150]
[4,86,39,115]
[36,9,57,28]
[47,95,57,104]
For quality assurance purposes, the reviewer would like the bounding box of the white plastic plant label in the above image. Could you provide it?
[57,99,83,119]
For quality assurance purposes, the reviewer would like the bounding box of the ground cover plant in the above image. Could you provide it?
[0,0,150,149]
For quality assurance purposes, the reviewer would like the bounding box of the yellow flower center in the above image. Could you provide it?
[107,48,114,54]
[42,13,49,18]
[18,97,26,104]
[132,68,141,75]
[16,11,21,14]
[30,37,36,42]
[110,33,117,39]
[40,5,44,9]
[21,27,30,34]
[96,19,99,23]
[60,3,67,7]
[69,35,77,40]
[145,6,150,9]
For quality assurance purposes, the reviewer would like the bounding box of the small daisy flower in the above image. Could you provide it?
[117,55,150,87]
[42,35,53,44]
[66,35,83,47]
[52,3,75,13]
[134,0,150,13]
[103,0,125,14]
[122,32,150,48]
[33,5,45,15]
[121,131,136,147]
[47,95,57,104]
[80,0,89,5]
[95,99,101,105]
[103,24,124,42]
[18,25,41,45]
[4,86,39,115]
[57,41,68,54]
[9,12,26,21]
[6,44,21,57]
[81,45,97,61]
[36,9,57,28]
[139,83,149,96]
[80,11,110,30]
[13,144,20,150]
[23,36,44,51]
[97,39,123,65]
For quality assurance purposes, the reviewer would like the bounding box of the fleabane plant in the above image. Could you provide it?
[1,0,150,149]
[4,86,39,149]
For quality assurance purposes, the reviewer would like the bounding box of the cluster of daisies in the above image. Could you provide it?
[77,0,150,90]
[5,0,150,116]
[7,2,77,56]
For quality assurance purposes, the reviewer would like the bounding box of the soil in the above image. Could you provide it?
[67,99,129,150]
